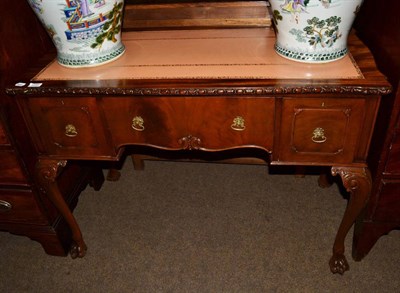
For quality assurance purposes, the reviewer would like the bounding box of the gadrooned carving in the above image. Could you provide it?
[6,85,392,96]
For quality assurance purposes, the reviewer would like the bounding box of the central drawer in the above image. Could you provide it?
[102,97,275,151]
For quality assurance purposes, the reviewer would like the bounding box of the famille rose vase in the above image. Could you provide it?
[27,0,125,67]
[269,0,364,63]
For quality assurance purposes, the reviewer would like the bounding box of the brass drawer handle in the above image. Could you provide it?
[65,124,78,137]
[132,116,145,131]
[231,116,246,131]
[0,200,12,213]
[312,127,327,143]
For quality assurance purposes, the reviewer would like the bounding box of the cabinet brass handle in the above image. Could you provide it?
[231,116,246,131]
[65,124,78,137]
[132,116,145,131]
[312,127,327,143]
[0,200,12,213]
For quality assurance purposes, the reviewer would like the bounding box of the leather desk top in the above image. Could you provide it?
[34,28,363,81]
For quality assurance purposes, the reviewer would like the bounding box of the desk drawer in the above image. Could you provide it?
[186,97,274,150]
[25,97,113,158]
[102,97,274,151]
[0,189,47,224]
[103,97,186,149]
[278,97,365,163]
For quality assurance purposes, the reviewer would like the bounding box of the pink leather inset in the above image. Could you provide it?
[34,29,363,81]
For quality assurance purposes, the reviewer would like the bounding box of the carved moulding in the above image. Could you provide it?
[6,85,392,97]
[178,135,202,150]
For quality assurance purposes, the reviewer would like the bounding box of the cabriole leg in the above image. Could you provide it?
[36,159,87,258]
[330,166,371,274]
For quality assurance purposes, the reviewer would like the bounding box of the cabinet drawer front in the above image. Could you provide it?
[0,190,47,224]
[385,128,400,174]
[373,180,400,222]
[102,97,274,151]
[103,97,187,149]
[186,98,274,150]
[27,98,112,158]
[279,98,365,163]
[0,151,28,185]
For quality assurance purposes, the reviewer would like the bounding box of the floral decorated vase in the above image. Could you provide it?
[27,0,125,67]
[269,0,364,63]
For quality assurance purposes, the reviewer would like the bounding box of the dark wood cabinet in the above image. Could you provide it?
[351,0,400,260]
[0,0,103,256]
[353,0,400,260]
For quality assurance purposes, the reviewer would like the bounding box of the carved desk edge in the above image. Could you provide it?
[4,84,392,97]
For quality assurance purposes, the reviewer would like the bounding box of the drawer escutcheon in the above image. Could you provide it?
[65,124,78,137]
[132,116,145,132]
[231,116,246,131]
[312,127,327,143]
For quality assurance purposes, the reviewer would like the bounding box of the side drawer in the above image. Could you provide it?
[0,189,48,224]
[25,97,113,158]
[278,97,365,164]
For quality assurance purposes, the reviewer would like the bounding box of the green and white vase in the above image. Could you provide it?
[270,0,364,63]
[27,0,125,68]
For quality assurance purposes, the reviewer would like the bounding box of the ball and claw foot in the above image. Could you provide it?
[329,254,349,274]
[69,241,87,259]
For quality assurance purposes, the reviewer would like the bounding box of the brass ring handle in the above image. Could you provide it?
[65,124,78,137]
[312,127,327,143]
[132,116,145,131]
[0,200,12,213]
[231,116,246,131]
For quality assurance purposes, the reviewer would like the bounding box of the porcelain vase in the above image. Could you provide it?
[27,0,125,68]
[269,0,364,63]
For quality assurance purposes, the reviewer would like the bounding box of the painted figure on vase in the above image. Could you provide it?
[77,0,93,16]
[281,0,307,14]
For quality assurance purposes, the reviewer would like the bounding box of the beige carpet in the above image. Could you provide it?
[0,159,399,292]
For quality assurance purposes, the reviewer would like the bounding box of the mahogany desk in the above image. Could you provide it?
[6,28,391,274]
